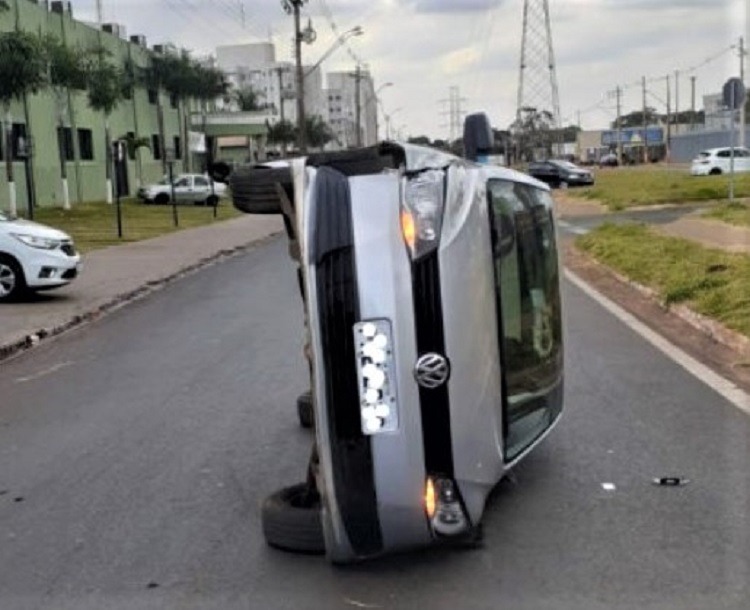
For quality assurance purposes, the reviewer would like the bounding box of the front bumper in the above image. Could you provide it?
[20,246,81,289]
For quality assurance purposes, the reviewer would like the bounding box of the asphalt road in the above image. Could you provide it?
[0,238,748,610]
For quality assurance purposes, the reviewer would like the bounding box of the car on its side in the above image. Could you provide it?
[690,147,750,176]
[0,211,81,302]
[137,174,227,205]
[527,159,594,188]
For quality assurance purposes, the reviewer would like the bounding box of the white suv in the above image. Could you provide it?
[690,147,750,176]
[0,211,81,301]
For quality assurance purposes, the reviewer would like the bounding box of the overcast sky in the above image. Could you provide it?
[76,0,748,139]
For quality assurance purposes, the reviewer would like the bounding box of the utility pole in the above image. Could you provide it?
[642,76,648,163]
[690,75,696,132]
[275,67,288,155]
[282,0,309,154]
[96,0,103,26]
[739,36,746,147]
[439,86,466,143]
[615,85,622,166]
[674,69,679,132]
[666,75,671,163]
[354,64,362,147]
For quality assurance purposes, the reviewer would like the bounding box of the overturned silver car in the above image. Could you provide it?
[226,115,564,563]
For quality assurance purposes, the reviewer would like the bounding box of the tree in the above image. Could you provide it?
[612,107,661,129]
[407,135,431,146]
[43,35,87,210]
[234,86,264,112]
[511,107,555,161]
[266,119,296,151]
[85,47,124,204]
[0,31,47,216]
[304,115,334,150]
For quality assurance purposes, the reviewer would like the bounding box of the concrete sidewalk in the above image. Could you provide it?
[0,214,284,360]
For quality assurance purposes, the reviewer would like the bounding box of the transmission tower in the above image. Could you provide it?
[516,0,561,158]
[440,86,467,142]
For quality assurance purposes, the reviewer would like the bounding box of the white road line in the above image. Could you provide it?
[15,361,75,384]
[565,269,750,416]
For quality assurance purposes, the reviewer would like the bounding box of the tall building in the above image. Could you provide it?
[215,42,326,126]
[326,69,377,148]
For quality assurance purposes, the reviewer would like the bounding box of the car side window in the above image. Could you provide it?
[174,177,191,187]
[194,177,209,187]
[717,150,731,158]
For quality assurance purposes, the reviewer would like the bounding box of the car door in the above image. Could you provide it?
[172,176,193,203]
[737,148,750,172]
[487,179,564,461]
[193,176,211,203]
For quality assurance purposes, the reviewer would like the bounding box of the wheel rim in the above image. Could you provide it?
[0,263,16,297]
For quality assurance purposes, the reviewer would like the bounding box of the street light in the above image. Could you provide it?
[368,82,393,142]
[304,26,363,79]
[384,106,403,140]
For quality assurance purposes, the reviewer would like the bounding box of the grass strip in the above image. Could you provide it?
[576,223,750,338]
[30,199,241,253]
[577,167,750,211]
[701,202,750,228]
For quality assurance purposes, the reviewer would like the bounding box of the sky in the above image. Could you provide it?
[74,0,749,139]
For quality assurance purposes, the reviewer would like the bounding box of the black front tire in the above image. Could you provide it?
[230,166,293,215]
[0,255,27,302]
[154,193,170,205]
[709,168,722,175]
[205,195,219,207]
[262,483,325,554]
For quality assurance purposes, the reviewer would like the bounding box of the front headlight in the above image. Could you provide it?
[11,233,62,250]
[400,169,446,260]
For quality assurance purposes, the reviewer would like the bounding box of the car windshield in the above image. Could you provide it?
[0,1,747,608]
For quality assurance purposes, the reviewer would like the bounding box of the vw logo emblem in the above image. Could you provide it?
[414,353,450,389]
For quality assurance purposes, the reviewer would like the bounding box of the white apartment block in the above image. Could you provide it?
[326,69,378,148]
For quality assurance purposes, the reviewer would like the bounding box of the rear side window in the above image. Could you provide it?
[717,150,731,158]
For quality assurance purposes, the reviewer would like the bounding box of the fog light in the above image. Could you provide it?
[424,477,470,537]
[38,267,56,279]
[353,319,399,435]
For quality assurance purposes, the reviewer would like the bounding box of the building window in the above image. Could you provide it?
[151,134,162,160]
[148,89,158,105]
[77,128,94,160]
[170,93,178,109]
[10,123,29,160]
[57,127,75,161]
[173,136,182,159]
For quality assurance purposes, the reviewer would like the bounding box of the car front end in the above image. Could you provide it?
[295,144,564,563]
[3,220,81,291]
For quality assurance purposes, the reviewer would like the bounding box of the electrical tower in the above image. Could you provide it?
[515,0,561,158]
[440,86,467,143]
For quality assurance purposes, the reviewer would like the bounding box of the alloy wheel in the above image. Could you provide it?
[0,262,17,298]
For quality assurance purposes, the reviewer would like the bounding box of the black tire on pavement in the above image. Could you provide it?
[261,483,325,554]
[154,193,170,205]
[0,255,27,302]
[230,166,294,215]
[205,195,219,207]
[297,392,314,429]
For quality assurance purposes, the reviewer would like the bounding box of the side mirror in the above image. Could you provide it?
[463,113,493,163]
[209,161,232,184]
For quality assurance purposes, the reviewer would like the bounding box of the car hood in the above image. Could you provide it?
[1,218,71,241]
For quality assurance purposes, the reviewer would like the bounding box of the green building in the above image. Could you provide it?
[0,0,199,213]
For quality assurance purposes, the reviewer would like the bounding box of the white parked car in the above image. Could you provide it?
[690,147,750,176]
[137,174,227,205]
[0,211,81,302]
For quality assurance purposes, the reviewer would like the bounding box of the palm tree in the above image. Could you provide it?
[85,46,124,204]
[0,31,47,216]
[43,34,87,210]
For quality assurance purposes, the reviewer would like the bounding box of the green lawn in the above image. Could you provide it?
[577,166,750,211]
[576,223,750,338]
[28,199,242,253]
[701,202,750,228]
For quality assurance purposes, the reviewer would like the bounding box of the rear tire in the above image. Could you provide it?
[709,168,722,175]
[205,195,219,207]
[0,255,27,302]
[230,166,293,215]
[262,483,325,554]
[154,193,170,205]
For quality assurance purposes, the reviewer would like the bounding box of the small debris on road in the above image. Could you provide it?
[601,483,616,492]
[146,582,160,589]
[652,477,690,487]
[13,497,24,503]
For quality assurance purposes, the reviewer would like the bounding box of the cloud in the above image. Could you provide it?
[411,0,504,14]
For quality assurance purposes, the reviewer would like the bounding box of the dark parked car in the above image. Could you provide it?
[527,160,594,188]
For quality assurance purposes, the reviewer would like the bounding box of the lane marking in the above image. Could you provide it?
[558,220,590,235]
[15,361,75,384]
[565,269,750,416]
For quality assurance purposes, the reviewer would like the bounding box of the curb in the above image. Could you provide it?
[573,250,750,359]
[0,232,282,364]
